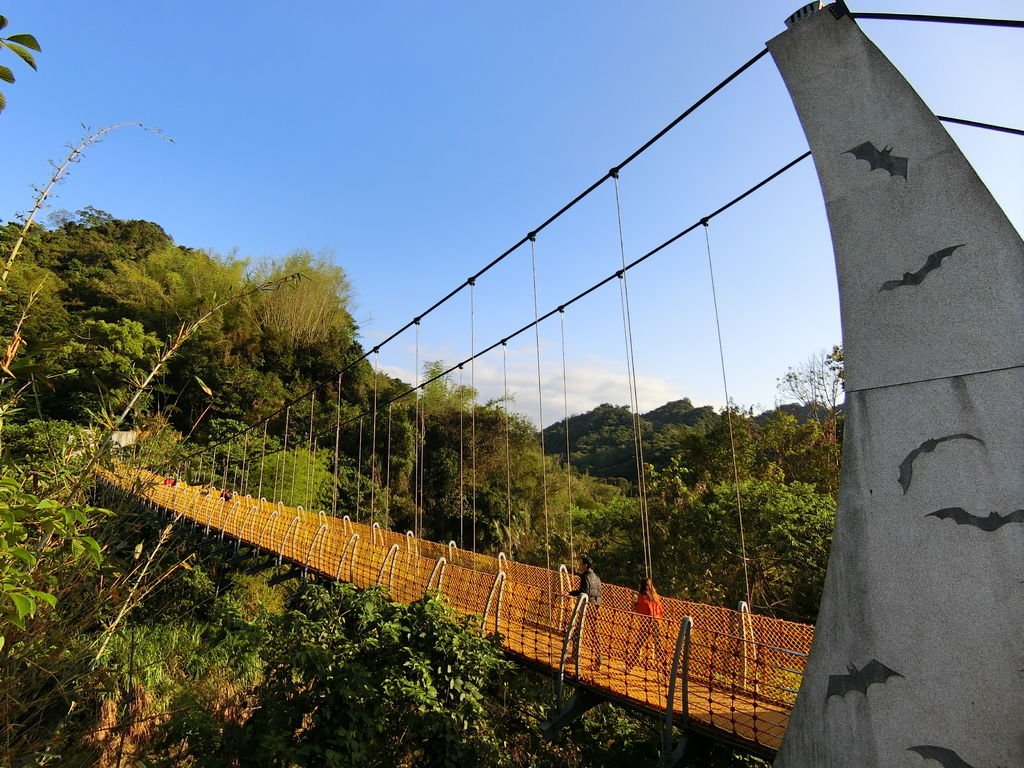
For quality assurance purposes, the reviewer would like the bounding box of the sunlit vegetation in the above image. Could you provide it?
[0,210,841,765]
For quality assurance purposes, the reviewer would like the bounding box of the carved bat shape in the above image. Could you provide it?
[898,434,984,494]
[908,745,984,768]
[844,141,909,180]
[825,659,902,700]
[880,244,966,291]
[927,507,1024,532]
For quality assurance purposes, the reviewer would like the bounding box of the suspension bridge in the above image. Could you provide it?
[96,6,1023,767]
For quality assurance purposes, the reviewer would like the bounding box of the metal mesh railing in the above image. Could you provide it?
[98,467,812,753]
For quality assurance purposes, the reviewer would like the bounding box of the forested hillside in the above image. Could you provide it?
[0,210,842,765]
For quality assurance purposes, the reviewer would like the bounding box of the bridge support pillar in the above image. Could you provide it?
[539,689,603,740]
[769,4,1023,767]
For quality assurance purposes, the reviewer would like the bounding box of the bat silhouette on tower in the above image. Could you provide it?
[845,141,909,180]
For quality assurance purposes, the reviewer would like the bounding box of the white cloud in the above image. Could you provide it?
[379,344,725,428]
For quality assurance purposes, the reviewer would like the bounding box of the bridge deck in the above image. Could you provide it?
[99,468,812,755]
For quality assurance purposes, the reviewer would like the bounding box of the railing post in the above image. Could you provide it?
[303,523,329,579]
[481,570,506,637]
[737,600,756,693]
[558,564,572,631]
[257,510,279,553]
[555,593,588,708]
[237,500,259,550]
[221,499,241,542]
[661,616,693,764]
[376,543,400,590]
[336,533,360,582]
[426,556,447,594]
[277,514,301,566]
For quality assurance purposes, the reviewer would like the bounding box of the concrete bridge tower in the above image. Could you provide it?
[768,5,1023,768]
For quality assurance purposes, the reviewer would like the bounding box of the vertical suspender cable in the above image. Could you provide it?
[502,341,513,555]
[459,365,465,548]
[558,307,574,565]
[306,391,316,510]
[240,432,250,497]
[413,319,421,537]
[309,438,318,511]
[332,373,343,516]
[612,171,653,578]
[419,400,426,538]
[469,279,478,559]
[385,403,393,522]
[290,401,302,505]
[222,444,231,490]
[702,220,752,608]
[370,349,380,525]
[529,234,552,581]
[275,407,291,503]
[257,421,268,500]
[356,416,363,524]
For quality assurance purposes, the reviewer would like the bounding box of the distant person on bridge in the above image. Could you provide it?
[569,555,603,669]
[630,576,666,672]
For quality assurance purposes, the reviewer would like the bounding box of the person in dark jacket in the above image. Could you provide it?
[568,555,603,668]
[569,555,602,605]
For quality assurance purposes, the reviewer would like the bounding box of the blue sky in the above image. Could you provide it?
[2,2,1021,426]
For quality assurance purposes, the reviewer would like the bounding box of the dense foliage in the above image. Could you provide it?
[0,209,842,765]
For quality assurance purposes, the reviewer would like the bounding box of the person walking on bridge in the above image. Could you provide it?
[569,555,603,669]
[630,576,666,673]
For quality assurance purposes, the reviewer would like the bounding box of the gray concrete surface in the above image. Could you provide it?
[768,6,1023,767]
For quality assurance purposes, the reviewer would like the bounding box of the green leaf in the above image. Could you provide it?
[9,547,36,567]
[0,65,13,83]
[0,17,7,32]
[194,375,213,397]
[6,34,40,52]
[29,589,56,608]
[4,42,36,70]
[9,591,35,619]
[79,536,102,565]
[0,90,6,113]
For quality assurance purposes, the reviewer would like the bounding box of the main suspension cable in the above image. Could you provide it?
[181,47,772,462]
[251,152,813,466]
[851,12,1024,28]
[938,115,1024,137]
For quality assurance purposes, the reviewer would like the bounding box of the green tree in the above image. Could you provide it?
[234,584,508,768]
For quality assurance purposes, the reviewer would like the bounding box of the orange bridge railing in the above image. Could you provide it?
[97,468,812,756]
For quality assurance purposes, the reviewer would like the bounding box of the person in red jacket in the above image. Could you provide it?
[631,576,666,672]
[634,576,663,619]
